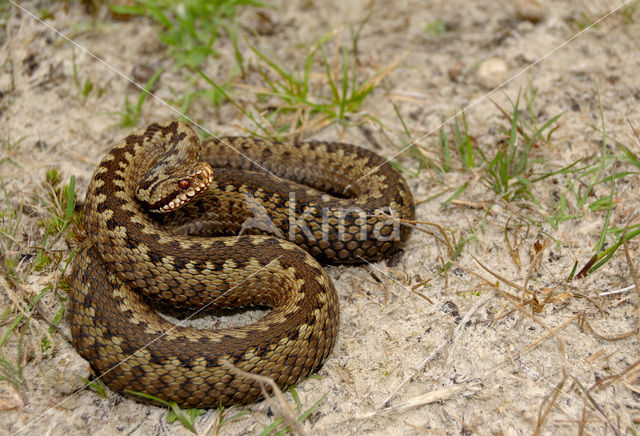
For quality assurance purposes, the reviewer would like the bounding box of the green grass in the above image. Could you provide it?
[126,391,206,433]
[126,381,325,434]
[199,27,400,140]
[72,49,94,100]
[71,48,109,101]
[109,0,264,68]
[107,0,262,127]
[441,233,477,273]
[622,0,640,23]
[82,377,107,398]
[125,390,251,433]
[0,315,26,388]
[113,68,163,127]
[397,77,640,283]
[545,189,582,230]
[481,91,564,201]
[260,386,328,436]
[0,168,78,389]
[433,111,480,174]
[424,19,446,35]
[572,11,598,30]
[538,105,640,278]
[0,1,10,28]
[526,85,638,277]
[576,114,638,276]
[574,1,638,29]
[213,402,249,434]
[388,103,440,176]
[168,72,234,120]
[0,134,27,168]
[34,169,78,271]
[403,84,565,208]
[0,173,25,280]
[249,30,393,136]
[106,3,393,137]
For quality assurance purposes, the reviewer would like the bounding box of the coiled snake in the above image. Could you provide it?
[69,121,415,407]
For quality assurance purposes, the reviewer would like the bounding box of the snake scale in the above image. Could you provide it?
[68,121,415,407]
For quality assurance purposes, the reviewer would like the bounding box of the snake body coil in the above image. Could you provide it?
[69,121,415,407]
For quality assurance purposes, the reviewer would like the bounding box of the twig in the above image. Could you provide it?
[471,254,526,292]
[469,255,568,365]
[580,316,636,341]
[589,358,640,393]
[354,383,480,419]
[391,217,454,256]
[450,199,492,211]
[410,278,434,304]
[597,285,635,297]
[575,254,597,280]
[534,369,567,436]
[521,239,547,305]
[223,361,307,436]
[572,376,620,436]
[511,315,579,359]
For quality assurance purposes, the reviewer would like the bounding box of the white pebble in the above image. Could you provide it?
[476,57,509,90]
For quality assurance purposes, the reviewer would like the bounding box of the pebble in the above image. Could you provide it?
[22,53,39,77]
[476,57,508,89]
[129,64,160,91]
[249,11,276,36]
[448,61,465,82]
[439,6,462,32]
[514,0,546,23]
[43,349,91,395]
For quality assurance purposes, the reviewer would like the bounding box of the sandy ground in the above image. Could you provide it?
[2,0,640,434]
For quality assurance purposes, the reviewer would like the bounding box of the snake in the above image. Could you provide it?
[68,121,415,408]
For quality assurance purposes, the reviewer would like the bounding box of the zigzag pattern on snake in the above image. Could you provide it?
[68,121,415,407]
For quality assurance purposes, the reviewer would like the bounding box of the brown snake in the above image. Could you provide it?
[68,121,415,407]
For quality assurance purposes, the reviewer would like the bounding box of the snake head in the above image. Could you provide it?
[136,162,214,213]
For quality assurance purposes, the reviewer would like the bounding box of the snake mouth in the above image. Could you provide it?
[151,165,214,213]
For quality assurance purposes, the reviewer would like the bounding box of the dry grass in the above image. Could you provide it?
[2,0,640,434]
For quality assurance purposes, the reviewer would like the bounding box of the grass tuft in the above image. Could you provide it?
[113,68,163,127]
[201,28,403,140]
[482,90,564,201]
[126,390,205,433]
[0,168,78,391]
[109,0,264,68]
[260,386,328,436]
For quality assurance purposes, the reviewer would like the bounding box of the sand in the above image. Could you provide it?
[1,0,640,434]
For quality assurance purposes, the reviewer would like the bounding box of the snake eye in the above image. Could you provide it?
[178,180,190,190]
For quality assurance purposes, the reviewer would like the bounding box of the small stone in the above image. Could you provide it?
[441,301,460,318]
[22,53,39,76]
[514,0,545,23]
[129,64,160,92]
[43,350,91,395]
[440,7,462,32]
[251,11,276,36]
[448,61,465,82]
[476,57,508,89]
[0,382,24,410]
[385,249,404,267]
